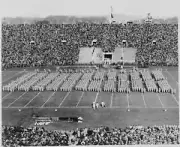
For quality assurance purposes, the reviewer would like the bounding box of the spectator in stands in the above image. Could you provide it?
[2,125,180,146]
[2,23,178,69]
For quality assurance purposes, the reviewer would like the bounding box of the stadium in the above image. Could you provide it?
[1,3,179,146]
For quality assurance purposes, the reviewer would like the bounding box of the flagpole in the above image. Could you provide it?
[110,6,113,24]
[110,6,111,23]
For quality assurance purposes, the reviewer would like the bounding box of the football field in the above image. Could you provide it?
[1,67,179,130]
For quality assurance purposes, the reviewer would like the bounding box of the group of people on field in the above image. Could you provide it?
[3,67,176,94]
[92,101,106,109]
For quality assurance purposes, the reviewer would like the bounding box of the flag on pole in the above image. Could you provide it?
[110,6,116,24]
[111,6,114,18]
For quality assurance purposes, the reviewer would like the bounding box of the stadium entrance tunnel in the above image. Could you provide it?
[104,54,112,60]
[103,52,113,64]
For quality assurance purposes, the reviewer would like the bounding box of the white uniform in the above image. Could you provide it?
[92,102,96,110]
[96,103,99,109]
[101,102,105,107]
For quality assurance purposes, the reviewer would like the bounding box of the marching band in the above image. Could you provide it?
[3,68,176,95]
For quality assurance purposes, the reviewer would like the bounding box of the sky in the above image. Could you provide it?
[0,0,179,18]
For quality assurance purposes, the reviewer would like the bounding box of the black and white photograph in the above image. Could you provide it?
[1,0,179,146]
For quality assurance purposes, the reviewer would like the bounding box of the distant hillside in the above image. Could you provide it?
[2,15,178,24]
[2,17,43,24]
[111,14,178,24]
[110,14,142,23]
[2,16,108,24]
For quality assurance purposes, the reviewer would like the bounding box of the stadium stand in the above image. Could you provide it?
[2,125,180,146]
[2,24,178,69]
[2,21,178,146]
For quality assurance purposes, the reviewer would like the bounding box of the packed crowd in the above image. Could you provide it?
[93,71,105,81]
[103,80,116,92]
[144,79,158,92]
[157,80,175,93]
[75,72,93,91]
[60,73,82,91]
[88,80,102,92]
[33,72,59,91]
[2,125,180,146]
[118,80,130,93]
[139,70,158,92]
[2,23,178,69]
[3,72,36,91]
[151,70,166,81]
[20,72,48,91]
[3,68,176,94]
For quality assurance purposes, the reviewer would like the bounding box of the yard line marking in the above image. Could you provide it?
[112,106,179,109]
[2,92,12,100]
[2,106,179,109]
[2,71,25,83]
[156,94,164,108]
[41,91,56,108]
[58,91,71,108]
[110,93,114,108]
[77,106,91,108]
[112,106,144,109]
[76,92,84,107]
[63,106,90,108]
[94,92,99,103]
[150,106,179,109]
[171,94,179,106]
[165,70,178,85]
[2,70,24,73]
[2,106,91,109]
[23,92,41,108]
[141,93,147,108]
[126,93,130,108]
[7,92,28,108]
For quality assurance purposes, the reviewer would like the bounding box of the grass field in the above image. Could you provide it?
[1,66,179,130]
